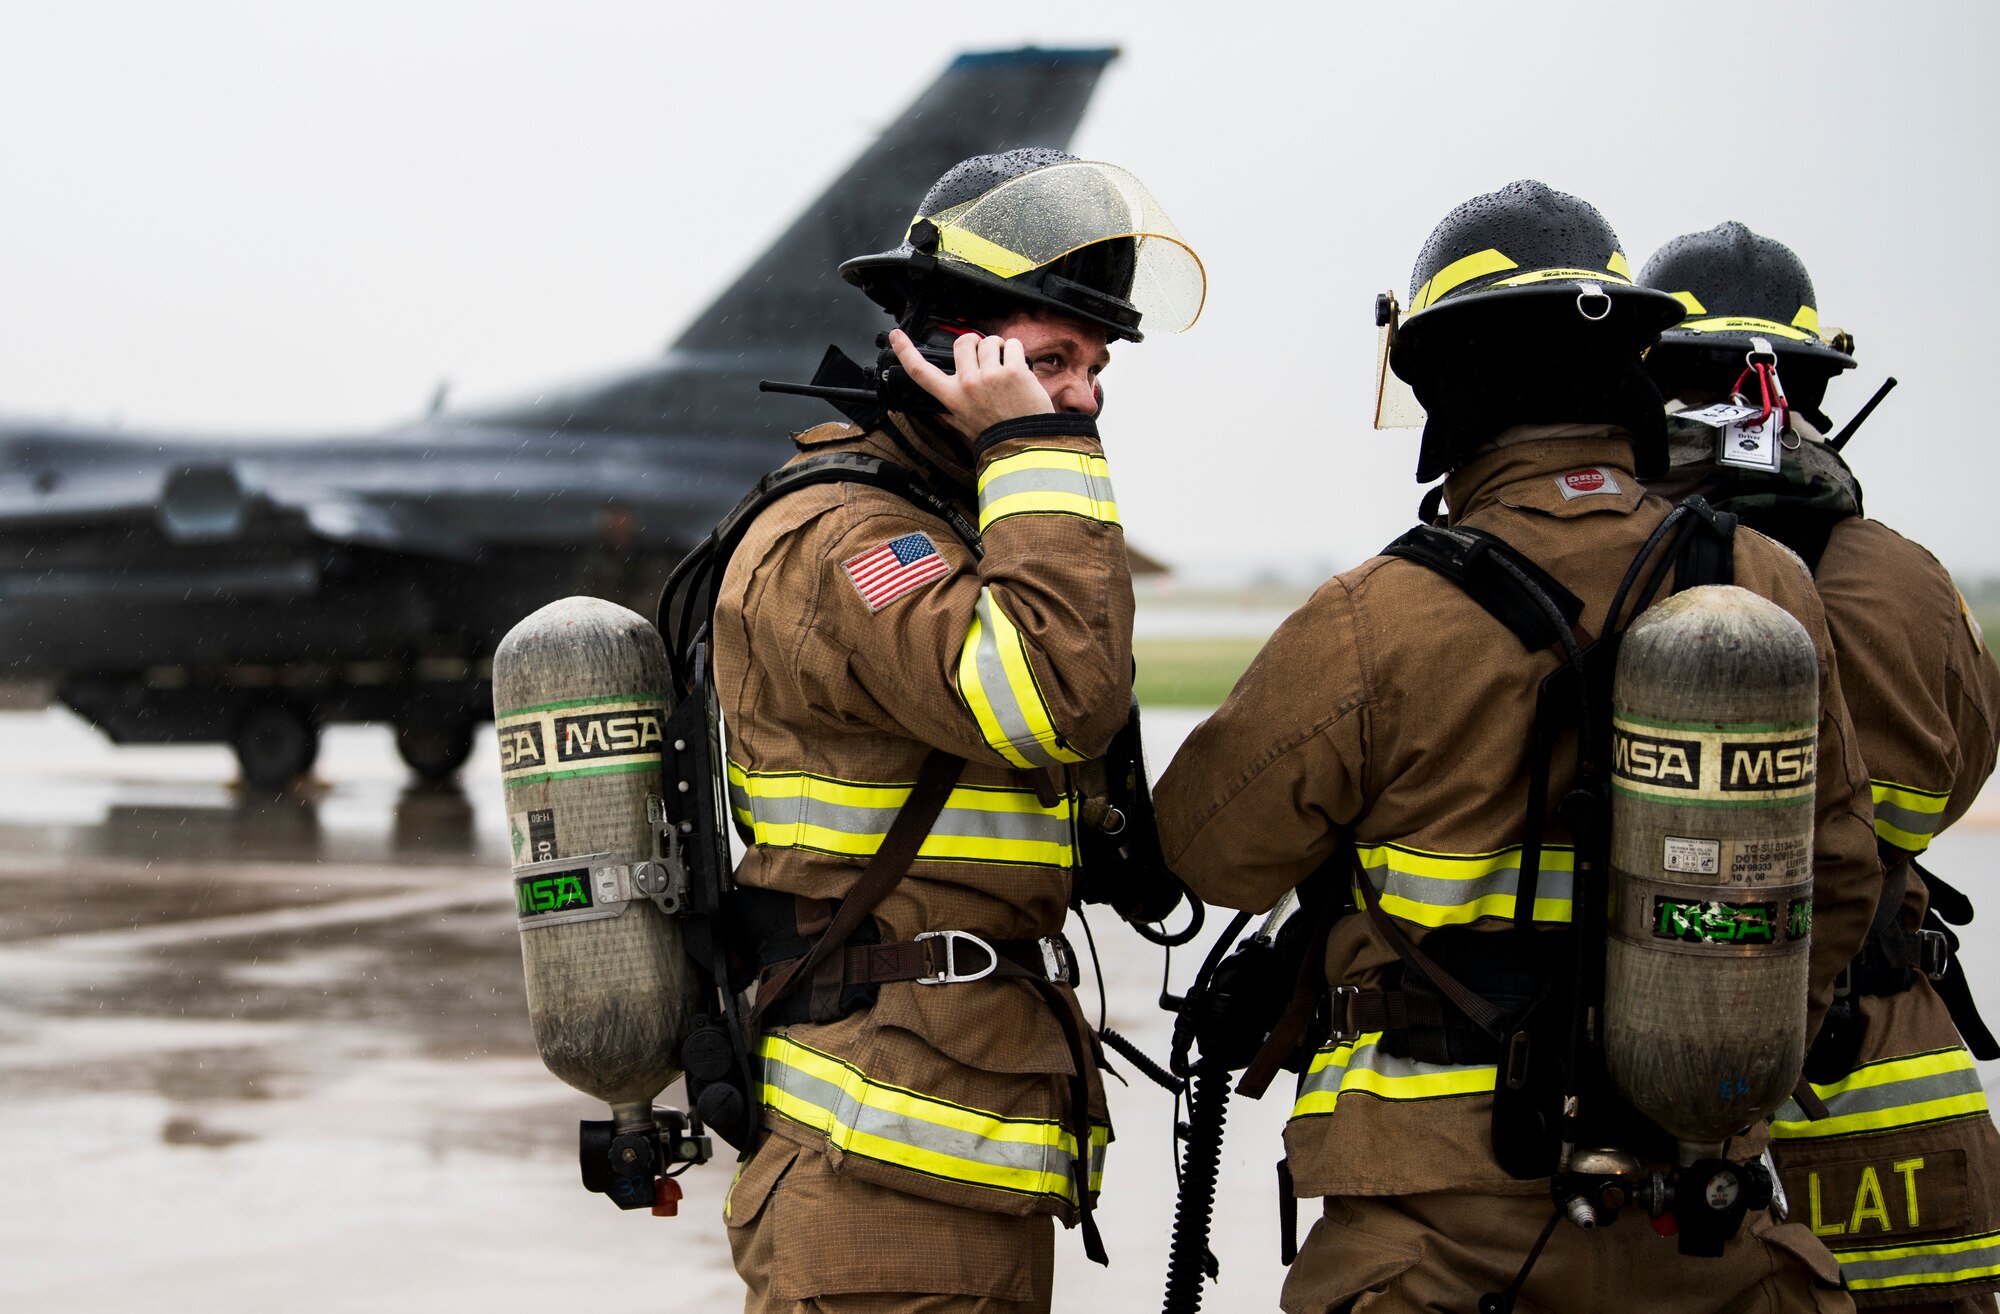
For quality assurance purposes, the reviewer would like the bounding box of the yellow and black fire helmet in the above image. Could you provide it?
[1391,180,1685,367]
[839,148,1204,344]
[1639,223,1855,430]
[1387,181,1687,482]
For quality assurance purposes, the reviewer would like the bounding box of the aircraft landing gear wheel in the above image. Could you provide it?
[233,702,320,789]
[396,720,474,782]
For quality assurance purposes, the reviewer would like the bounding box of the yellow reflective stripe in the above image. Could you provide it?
[759,1035,1103,1204]
[1772,1048,1988,1139]
[977,449,1119,530]
[1410,248,1518,312]
[956,590,1087,770]
[1836,1229,2000,1292]
[1676,315,1817,342]
[1792,304,1821,335]
[1871,778,1950,853]
[1606,250,1632,278]
[1355,842,1576,928]
[918,215,1039,279]
[1489,266,1636,288]
[1291,1032,1496,1117]
[726,760,1073,867]
[1669,290,1707,316]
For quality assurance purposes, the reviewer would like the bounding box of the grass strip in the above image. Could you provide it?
[1133,636,1266,709]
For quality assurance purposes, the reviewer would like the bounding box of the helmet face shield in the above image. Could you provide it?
[1373,313,1427,429]
[924,161,1207,335]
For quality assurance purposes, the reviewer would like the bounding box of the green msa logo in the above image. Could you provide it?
[516,868,594,918]
[1654,897,1777,945]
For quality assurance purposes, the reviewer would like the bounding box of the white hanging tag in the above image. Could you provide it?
[1673,401,1760,430]
[1718,409,1784,471]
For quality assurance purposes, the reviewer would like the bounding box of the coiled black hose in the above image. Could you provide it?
[1162,1063,1230,1314]
[1100,1028,1180,1093]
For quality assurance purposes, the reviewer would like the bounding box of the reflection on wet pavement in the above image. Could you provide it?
[0,712,747,1313]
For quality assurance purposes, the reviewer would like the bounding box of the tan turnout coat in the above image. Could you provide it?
[713,410,1129,1236]
[1764,510,2000,1306]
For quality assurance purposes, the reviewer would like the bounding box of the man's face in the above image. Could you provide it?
[986,309,1111,417]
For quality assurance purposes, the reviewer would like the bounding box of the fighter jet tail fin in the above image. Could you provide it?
[669,47,1118,360]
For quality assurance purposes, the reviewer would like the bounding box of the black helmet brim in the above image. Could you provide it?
[837,246,1147,343]
[1652,326,1856,374]
[1392,280,1687,378]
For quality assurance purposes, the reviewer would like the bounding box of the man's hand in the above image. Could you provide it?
[889,328,1055,439]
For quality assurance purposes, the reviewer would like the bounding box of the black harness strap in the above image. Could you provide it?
[749,750,967,1028]
[1382,524,1586,653]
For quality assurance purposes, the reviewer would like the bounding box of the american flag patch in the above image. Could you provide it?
[841,532,951,611]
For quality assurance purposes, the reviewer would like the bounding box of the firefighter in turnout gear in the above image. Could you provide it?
[714,150,1202,1312]
[1644,222,2000,1313]
[1154,181,1882,1313]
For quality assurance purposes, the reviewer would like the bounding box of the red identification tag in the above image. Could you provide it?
[1556,467,1621,500]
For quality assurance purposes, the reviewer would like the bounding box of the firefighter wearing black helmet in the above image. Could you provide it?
[1156,181,1881,1311]
[713,149,1201,1312]
[1644,223,2000,1313]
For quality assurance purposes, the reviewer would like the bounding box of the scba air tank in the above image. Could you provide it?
[492,596,698,1131]
[1604,584,1817,1163]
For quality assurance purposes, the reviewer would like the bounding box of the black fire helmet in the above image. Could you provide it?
[1389,180,1687,483]
[839,149,1204,344]
[1639,223,1856,431]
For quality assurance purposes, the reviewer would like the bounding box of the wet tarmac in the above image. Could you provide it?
[3,704,1999,1312]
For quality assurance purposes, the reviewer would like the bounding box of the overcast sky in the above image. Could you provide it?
[2,1,1994,580]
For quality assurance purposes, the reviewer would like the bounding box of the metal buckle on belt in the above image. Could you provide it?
[915,930,997,985]
[1919,928,1951,980]
[1038,935,1070,984]
[1328,984,1361,1045]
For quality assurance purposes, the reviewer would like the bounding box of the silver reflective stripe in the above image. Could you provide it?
[1356,843,1576,928]
[967,592,1073,769]
[1812,1067,1981,1120]
[769,1057,1060,1176]
[1837,1231,2000,1293]
[726,770,1072,865]
[1297,1038,1457,1099]
[979,464,1117,512]
[758,1035,1104,1204]
[1771,1050,1986,1136]
[1874,796,1943,842]
[1293,1034,1497,1116]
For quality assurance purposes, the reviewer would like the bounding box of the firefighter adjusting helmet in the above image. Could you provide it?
[839,148,1205,343]
[1387,180,1687,482]
[1640,223,1856,431]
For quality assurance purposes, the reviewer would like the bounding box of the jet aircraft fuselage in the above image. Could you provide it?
[0,48,1116,785]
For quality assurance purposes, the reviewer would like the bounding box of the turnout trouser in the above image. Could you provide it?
[1281,1189,1853,1314]
[727,1135,1055,1314]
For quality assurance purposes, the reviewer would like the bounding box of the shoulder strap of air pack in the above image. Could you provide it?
[658,451,982,695]
[1381,524,1588,653]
